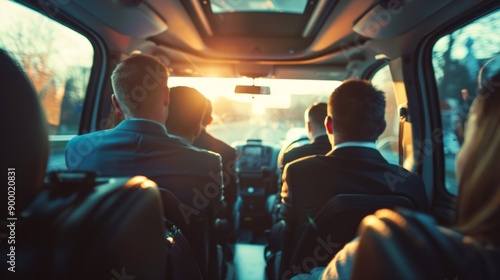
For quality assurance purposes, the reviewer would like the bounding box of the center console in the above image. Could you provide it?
[235,139,279,230]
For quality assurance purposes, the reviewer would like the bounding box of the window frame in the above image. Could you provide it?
[20,0,108,134]
[365,62,402,166]
[417,2,500,220]
[13,0,108,169]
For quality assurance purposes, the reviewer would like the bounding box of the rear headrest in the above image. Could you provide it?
[0,50,49,216]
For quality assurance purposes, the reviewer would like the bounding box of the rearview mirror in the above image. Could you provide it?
[234,85,271,95]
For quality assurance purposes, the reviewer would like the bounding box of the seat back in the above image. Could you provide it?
[352,209,500,280]
[14,173,167,279]
[160,189,221,279]
[0,49,48,219]
[164,218,204,280]
[283,194,417,278]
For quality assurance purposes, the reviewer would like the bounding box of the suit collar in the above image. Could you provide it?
[312,134,330,145]
[115,119,168,137]
[333,141,377,151]
[326,146,388,163]
[128,118,166,129]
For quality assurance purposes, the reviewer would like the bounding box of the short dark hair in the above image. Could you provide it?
[166,86,206,135]
[328,80,386,142]
[306,102,327,126]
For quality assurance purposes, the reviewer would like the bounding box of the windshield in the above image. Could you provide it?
[168,77,341,146]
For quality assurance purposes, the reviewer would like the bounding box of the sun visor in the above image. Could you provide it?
[235,64,273,78]
[72,0,167,37]
[353,0,452,39]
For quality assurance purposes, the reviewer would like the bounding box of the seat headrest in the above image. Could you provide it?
[0,50,49,216]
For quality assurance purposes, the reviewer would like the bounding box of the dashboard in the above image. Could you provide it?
[236,143,275,172]
[234,139,281,229]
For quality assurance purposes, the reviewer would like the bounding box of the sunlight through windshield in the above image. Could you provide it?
[169,77,341,146]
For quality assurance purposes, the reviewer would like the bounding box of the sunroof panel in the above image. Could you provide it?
[211,0,309,14]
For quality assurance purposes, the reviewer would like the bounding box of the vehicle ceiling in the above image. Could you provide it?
[23,0,489,80]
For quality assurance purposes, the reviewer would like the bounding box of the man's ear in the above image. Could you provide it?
[111,94,124,114]
[163,86,170,107]
[325,116,333,135]
[194,122,203,140]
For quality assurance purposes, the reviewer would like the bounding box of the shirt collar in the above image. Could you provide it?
[333,141,377,151]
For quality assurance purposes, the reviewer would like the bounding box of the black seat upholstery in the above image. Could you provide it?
[160,188,223,280]
[280,194,417,279]
[17,174,168,279]
[0,50,168,279]
[352,209,500,280]
[0,49,49,219]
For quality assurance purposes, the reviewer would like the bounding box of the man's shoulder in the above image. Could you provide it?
[177,141,222,162]
[384,162,421,178]
[195,131,235,156]
[67,129,113,146]
[193,145,221,159]
[285,140,329,160]
[206,133,233,151]
[287,142,313,154]
[283,142,311,163]
[213,138,236,159]
[285,139,311,153]
[286,154,330,170]
[384,163,425,185]
[189,148,222,173]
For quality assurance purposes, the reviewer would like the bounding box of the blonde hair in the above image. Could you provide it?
[455,71,500,244]
[111,54,168,117]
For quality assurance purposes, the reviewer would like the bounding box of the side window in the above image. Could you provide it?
[432,9,500,195]
[0,1,94,169]
[0,2,94,135]
[371,65,399,165]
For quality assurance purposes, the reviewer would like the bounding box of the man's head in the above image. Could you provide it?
[165,86,207,143]
[111,54,170,123]
[325,80,386,144]
[304,102,327,141]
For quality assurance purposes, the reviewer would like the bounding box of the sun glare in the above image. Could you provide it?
[168,77,341,115]
[252,103,266,115]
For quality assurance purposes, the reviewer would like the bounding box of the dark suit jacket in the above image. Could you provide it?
[193,129,237,209]
[280,147,429,224]
[65,119,224,217]
[281,134,331,169]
